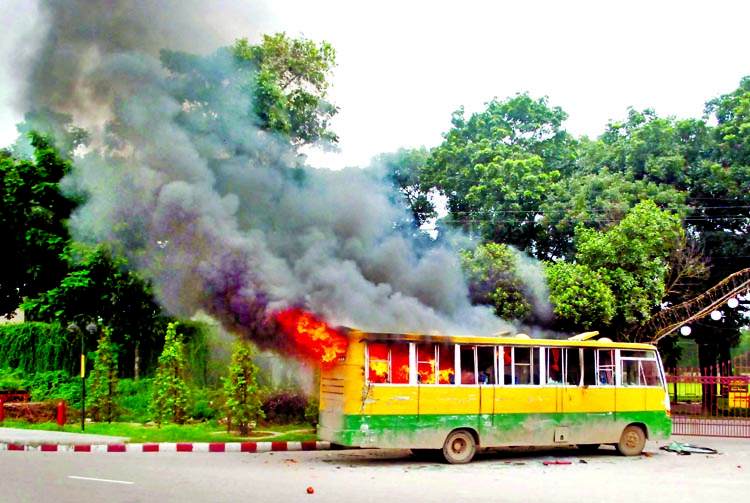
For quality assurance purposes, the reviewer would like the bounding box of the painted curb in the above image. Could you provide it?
[0,440,331,453]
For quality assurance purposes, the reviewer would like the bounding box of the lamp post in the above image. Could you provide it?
[68,322,97,431]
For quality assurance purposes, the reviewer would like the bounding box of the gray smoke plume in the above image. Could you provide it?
[16,1,516,354]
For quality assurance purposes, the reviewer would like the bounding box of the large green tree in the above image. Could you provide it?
[22,245,169,377]
[420,93,578,255]
[0,134,74,319]
[160,32,338,158]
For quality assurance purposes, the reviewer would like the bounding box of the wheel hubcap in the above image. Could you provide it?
[452,438,467,454]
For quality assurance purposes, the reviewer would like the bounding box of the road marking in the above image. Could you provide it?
[68,476,134,485]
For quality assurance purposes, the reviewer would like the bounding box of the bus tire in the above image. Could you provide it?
[616,425,646,456]
[442,429,476,464]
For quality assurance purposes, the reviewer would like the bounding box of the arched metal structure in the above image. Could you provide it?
[632,268,750,343]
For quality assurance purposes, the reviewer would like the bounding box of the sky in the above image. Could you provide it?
[1,0,750,169]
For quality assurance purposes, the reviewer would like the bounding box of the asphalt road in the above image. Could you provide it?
[1,436,748,503]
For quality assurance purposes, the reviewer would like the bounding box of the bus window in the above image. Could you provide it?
[391,343,410,384]
[546,348,563,384]
[368,343,389,383]
[566,348,582,386]
[503,347,512,384]
[598,349,615,386]
[477,346,495,384]
[438,344,455,384]
[513,347,538,385]
[620,350,662,387]
[416,343,436,384]
[459,346,476,384]
[367,342,410,384]
[583,348,597,386]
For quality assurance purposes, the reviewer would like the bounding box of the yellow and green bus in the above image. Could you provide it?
[318,330,671,463]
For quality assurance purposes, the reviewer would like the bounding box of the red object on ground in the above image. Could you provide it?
[307,487,315,494]
[56,401,66,426]
[543,460,572,465]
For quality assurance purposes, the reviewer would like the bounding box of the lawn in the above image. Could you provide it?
[0,420,318,443]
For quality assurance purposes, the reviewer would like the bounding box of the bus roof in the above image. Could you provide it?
[346,329,656,350]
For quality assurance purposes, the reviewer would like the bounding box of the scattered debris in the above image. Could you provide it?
[659,442,718,455]
[543,460,572,465]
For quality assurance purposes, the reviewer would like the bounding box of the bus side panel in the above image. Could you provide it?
[479,387,558,446]
[560,386,618,444]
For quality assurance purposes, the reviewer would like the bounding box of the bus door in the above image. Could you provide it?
[579,348,617,440]
[476,346,496,418]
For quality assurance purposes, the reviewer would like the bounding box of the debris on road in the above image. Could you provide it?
[660,442,718,455]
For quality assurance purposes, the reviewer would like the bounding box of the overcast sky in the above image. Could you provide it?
[2,0,749,169]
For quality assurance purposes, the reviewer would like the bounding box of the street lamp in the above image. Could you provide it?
[67,322,97,431]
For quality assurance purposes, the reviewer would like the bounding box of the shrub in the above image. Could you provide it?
[117,378,154,422]
[88,327,119,422]
[305,399,319,428]
[151,323,191,426]
[25,370,81,406]
[190,387,223,422]
[261,391,308,425]
[223,341,264,435]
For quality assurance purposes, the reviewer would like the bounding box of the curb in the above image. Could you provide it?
[0,440,331,453]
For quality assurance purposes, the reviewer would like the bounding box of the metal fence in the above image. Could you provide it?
[666,353,750,437]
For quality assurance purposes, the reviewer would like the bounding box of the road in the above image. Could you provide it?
[1,436,748,503]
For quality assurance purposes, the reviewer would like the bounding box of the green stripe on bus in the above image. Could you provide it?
[324,411,671,448]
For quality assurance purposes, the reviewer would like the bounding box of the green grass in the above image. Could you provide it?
[0,420,318,443]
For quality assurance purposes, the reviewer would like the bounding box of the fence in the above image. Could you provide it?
[666,353,750,437]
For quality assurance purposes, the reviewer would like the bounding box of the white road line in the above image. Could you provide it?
[68,476,134,485]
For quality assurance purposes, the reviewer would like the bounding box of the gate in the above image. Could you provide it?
[667,356,750,437]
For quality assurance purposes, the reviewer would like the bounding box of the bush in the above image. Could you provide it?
[117,378,154,422]
[25,370,81,406]
[190,387,223,422]
[261,391,308,425]
[305,399,319,428]
[0,368,26,391]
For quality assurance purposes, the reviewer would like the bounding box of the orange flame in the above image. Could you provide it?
[275,309,348,364]
[369,360,389,383]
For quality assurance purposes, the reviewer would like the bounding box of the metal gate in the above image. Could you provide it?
[667,367,750,438]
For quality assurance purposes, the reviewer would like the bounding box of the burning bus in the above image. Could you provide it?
[311,327,671,464]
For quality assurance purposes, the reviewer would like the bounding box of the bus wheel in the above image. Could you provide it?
[442,430,476,464]
[616,425,646,456]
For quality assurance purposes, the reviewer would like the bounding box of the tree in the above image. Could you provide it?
[88,326,119,423]
[545,262,616,331]
[160,32,338,156]
[421,93,577,253]
[151,323,190,426]
[22,245,169,378]
[460,243,548,323]
[573,200,687,339]
[378,147,436,229]
[223,340,264,436]
[0,134,74,319]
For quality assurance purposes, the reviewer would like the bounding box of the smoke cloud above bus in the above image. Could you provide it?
[7,1,550,355]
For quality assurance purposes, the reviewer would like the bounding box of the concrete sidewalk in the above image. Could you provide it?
[0,427,128,445]
[0,427,330,453]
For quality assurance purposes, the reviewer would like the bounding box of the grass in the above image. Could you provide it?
[0,419,318,443]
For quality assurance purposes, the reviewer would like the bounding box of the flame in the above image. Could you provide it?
[274,309,347,365]
[369,360,389,383]
[439,368,455,384]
